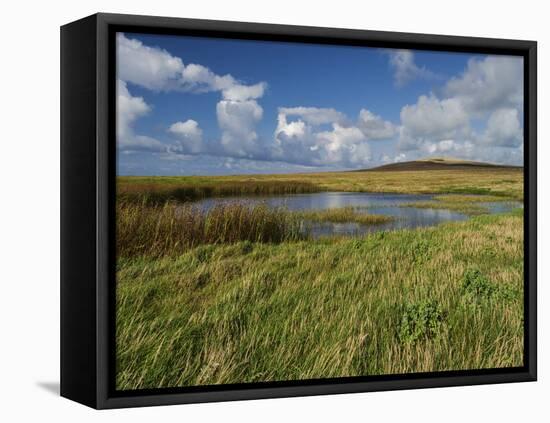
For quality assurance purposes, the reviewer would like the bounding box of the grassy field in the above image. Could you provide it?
[118,166,524,203]
[115,166,524,390]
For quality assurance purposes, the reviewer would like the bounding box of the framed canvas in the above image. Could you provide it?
[60,13,537,409]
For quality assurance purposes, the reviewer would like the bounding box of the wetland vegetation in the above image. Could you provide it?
[116,162,524,390]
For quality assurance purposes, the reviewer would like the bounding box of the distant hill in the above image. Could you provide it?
[362,157,523,172]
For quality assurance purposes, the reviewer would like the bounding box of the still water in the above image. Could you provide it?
[194,192,521,237]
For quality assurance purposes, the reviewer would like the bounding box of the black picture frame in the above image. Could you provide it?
[60,12,537,409]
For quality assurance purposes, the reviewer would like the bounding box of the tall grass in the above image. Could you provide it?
[116,212,524,389]
[117,201,394,257]
[115,168,525,389]
[297,206,393,225]
[118,180,322,205]
[117,201,304,257]
[118,166,524,201]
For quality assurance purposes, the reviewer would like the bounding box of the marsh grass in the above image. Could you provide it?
[115,168,525,390]
[433,194,511,203]
[400,201,487,215]
[117,201,304,257]
[116,212,524,389]
[400,194,523,216]
[118,167,524,202]
[297,206,393,225]
[118,180,322,205]
[117,201,396,258]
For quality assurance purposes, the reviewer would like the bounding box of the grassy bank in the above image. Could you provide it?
[116,211,524,390]
[118,179,321,204]
[400,201,488,215]
[118,167,524,203]
[117,201,393,257]
[117,201,304,257]
[297,206,393,225]
[115,167,525,389]
[432,194,510,203]
[399,194,522,216]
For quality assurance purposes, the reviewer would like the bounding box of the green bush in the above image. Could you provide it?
[461,269,496,301]
[461,268,520,304]
[399,299,443,343]
[411,239,431,264]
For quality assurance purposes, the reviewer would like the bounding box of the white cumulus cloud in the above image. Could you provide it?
[117,35,185,91]
[118,33,268,158]
[482,108,522,147]
[168,119,204,154]
[388,50,436,87]
[357,109,396,140]
[315,124,371,166]
[444,55,523,114]
[400,95,469,139]
[117,80,166,152]
[277,107,347,126]
[396,55,524,165]
[273,106,392,167]
[117,33,267,101]
[222,82,267,101]
[217,100,264,157]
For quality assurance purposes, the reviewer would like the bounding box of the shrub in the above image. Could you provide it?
[461,268,519,304]
[461,269,496,301]
[399,299,443,343]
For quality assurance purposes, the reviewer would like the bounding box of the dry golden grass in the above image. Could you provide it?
[118,167,524,203]
[117,200,304,257]
[297,206,393,225]
[115,167,524,390]
[116,212,524,390]
[433,194,510,202]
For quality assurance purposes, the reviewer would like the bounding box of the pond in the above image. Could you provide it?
[193,192,522,238]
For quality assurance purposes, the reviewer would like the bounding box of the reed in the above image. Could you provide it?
[118,180,322,205]
[297,206,393,225]
[116,200,305,258]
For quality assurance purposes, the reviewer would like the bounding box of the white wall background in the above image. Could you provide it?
[1,0,546,420]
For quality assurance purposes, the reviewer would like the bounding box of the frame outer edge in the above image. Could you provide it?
[60,14,99,409]
[96,12,111,409]
[81,12,537,409]
[528,42,537,380]
[96,12,536,48]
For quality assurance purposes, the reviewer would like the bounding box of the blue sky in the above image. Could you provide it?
[117,32,524,175]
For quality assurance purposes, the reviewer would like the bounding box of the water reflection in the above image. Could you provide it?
[193,192,522,238]
[197,192,434,211]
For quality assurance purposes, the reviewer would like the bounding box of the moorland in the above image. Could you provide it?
[115,158,524,390]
